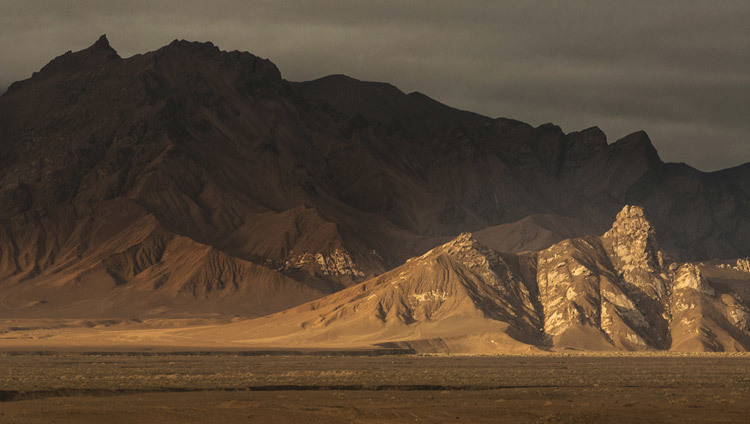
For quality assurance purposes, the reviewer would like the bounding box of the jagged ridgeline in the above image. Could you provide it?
[0,35,748,346]
[209,206,750,353]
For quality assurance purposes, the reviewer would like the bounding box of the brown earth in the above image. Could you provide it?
[0,353,748,423]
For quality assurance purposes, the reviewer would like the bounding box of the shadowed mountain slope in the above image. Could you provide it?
[0,36,747,319]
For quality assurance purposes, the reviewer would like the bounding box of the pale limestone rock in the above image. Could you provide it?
[721,294,749,331]
[285,248,365,277]
[673,264,715,296]
[603,205,666,299]
[536,242,604,337]
[735,258,750,273]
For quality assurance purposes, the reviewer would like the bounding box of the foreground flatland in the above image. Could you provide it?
[0,353,748,423]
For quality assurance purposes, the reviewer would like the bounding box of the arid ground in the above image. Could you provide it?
[1,352,748,423]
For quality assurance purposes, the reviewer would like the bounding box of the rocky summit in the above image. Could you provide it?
[0,36,748,353]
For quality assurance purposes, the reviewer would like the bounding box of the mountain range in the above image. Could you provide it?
[0,36,748,351]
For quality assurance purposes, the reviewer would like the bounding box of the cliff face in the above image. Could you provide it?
[0,36,747,319]
[535,206,749,352]
[223,206,749,353]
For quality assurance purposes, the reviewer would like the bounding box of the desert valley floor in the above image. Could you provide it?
[0,351,748,423]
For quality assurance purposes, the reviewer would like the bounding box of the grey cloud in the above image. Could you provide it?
[0,0,747,171]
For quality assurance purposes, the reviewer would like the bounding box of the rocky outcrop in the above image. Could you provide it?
[735,258,750,273]
[602,206,666,296]
[537,206,748,352]
[285,248,365,278]
[225,205,750,353]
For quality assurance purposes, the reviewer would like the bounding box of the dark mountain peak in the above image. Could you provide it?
[294,74,487,136]
[39,34,119,72]
[610,130,662,165]
[92,34,112,50]
[578,126,605,138]
[158,39,224,62]
[74,33,120,59]
[566,126,607,151]
[5,35,120,94]
[537,122,563,133]
[166,39,220,54]
[561,126,609,171]
[301,74,405,98]
[153,40,282,84]
[294,74,414,126]
[617,130,651,145]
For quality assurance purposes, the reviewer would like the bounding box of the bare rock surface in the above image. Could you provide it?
[0,36,748,320]
[3,205,746,353]
[220,206,747,352]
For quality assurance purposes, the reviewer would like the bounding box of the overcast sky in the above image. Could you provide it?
[1,0,747,171]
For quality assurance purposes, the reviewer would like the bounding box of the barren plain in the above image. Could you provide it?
[1,352,748,423]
